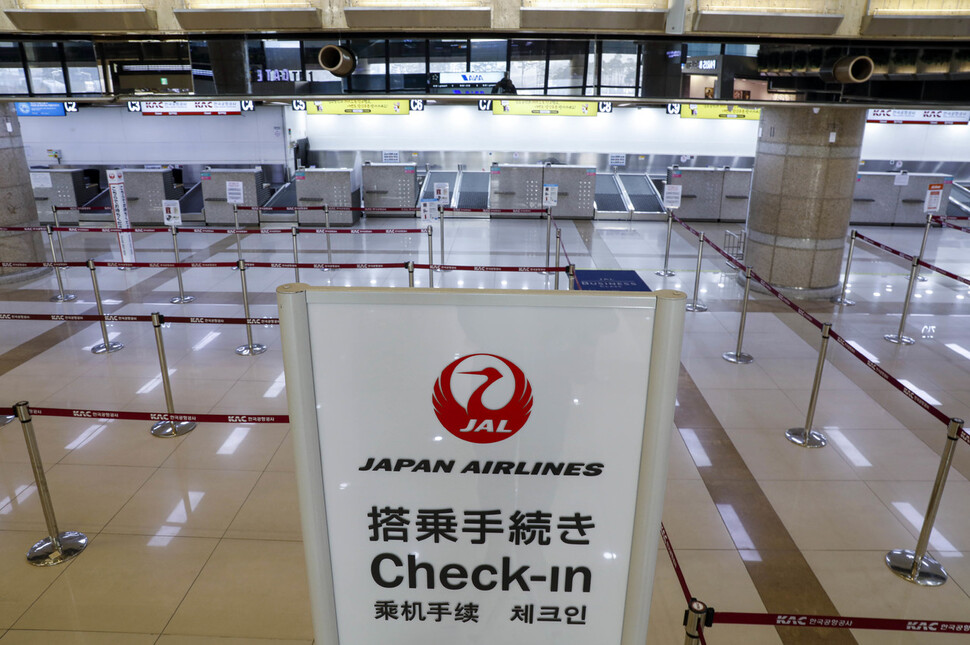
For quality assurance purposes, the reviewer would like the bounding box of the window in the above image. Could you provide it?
[0,43,28,94]
[24,42,65,95]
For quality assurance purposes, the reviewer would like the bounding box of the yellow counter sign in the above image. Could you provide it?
[678,104,761,120]
[307,100,409,115]
[493,100,597,116]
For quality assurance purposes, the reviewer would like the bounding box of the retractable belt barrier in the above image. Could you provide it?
[713,612,970,633]
[24,405,288,425]
[0,312,280,325]
[855,232,970,288]
[937,219,970,234]
[854,232,916,262]
[0,224,425,235]
[443,208,548,214]
[413,263,565,273]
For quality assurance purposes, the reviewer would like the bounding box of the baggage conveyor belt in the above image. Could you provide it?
[618,174,665,218]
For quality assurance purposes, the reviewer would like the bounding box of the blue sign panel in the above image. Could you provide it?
[15,102,66,117]
[574,269,652,292]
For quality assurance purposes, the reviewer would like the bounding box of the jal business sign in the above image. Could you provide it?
[277,287,686,644]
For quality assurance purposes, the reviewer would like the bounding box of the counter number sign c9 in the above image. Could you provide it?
[433,353,533,443]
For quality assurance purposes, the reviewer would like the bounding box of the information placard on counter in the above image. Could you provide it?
[277,286,686,645]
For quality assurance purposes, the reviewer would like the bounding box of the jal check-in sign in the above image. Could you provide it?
[277,287,685,645]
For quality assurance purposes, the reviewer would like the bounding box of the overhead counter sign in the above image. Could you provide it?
[135,100,247,116]
[278,286,686,645]
[493,100,597,116]
[15,102,66,117]
[866,109,970,125]
[678,104,761,120]
[308,100,410,115]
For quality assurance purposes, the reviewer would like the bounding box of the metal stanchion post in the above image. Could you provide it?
[46,225,76,302]
[149,313,197,438]
[554,229,561,290]
[427,227,434,287]
[407,261,415,287]
[438,204,446,270]
[291,226,301,283]
[232,204,243,270]
[545,207,552,270]
[723,266,753,364]
[917,213,932,282]
[786,322,831,448]
[566,264,575,291]
[886,417,964,586]
[235,259,267,356]
[656,210,675,277]
[50,206,66,269]
[86,259,123,354]
[169,226,195,304]
[323,206,334,270]
[685,232,708,312]
[884,256,919,345]
[13,402,88,566]
[683,599,708,645]
[831,230,857,306]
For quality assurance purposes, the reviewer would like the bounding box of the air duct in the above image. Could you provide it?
[318,45,356,77]
[822,56,874,84]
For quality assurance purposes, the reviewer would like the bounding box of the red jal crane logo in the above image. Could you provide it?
[432,353,533,444]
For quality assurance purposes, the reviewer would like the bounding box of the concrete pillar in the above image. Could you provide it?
[745,106,866,298]
[0,103,47,284]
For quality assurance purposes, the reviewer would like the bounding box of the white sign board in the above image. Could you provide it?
[419,199,437,222]
[867,109,970,125]
[434,182,450,205]
[105,170,136,264]
[663,184,683,209]
[226,181,245,205]
[542,184,559,207]
[277,288,685,645]
[608,153,626,167]
[894,172,910,187]
[29,172,52,189]
[924,183,944,213]
[139,100,243,116]
[162,200,182,226]
[383,151,401,163]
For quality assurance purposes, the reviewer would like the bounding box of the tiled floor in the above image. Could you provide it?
[0,217,969,643]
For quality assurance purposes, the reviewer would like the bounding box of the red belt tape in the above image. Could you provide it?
[854,233,915,263]
[660,523,691,603]
[918,259,970,288]
[296,228,424,235]
[0,313,278,325]
[246,262,404,270]
[0,261,84,268]
[0,226,48,232]
[828,329,951,425]
[715,611,970,633]
[53,206,112,212]
[959,426,970,446]
[26,406,289,424]
[97,261,238,269]
[413,263,565,273]
[702,236,745,271]
[940,220,970,234]
[749,272,825,332]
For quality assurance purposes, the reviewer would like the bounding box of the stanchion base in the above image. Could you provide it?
[1,414,15,427]
[686,302,708,312]
[235,343,267,356]
[91,341,124,355]
[116,267,133,271]
[170,295,196,304]
[785,427,828,448]
[50,293,77,303]
[830,296,855,306]
[884,333,915,345]
[917,275,928,283]
[722,351,754,364]
[151,420,197,438]
[885,549,947,586]
[655,269,675,277]
[26,530,87,567]
[319,267,335,272]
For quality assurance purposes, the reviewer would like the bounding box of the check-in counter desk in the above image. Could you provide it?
[851,172,952,225]
[361,163,418,217]
[31,168,100,224]
[543,165,596,220]
[295,168,362,226]
[120,169,184,225]
[664,166,751,222]
[201,168,272,226]
[489,164,543,218]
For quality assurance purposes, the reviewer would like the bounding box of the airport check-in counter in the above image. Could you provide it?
[664,166,751,222]
[361,163,418,217]
[949,182,970,218]
[594,173,633,220]
[617,174,666,221]
[201,169,271,226]
[454,171,490,215]
[851,172,952,225]
[31,168,100,224]
[120,169,184,225]
[420,171,458,210]
[295,168,362,226]
[542,165,596,220]
[488,164,543,218]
